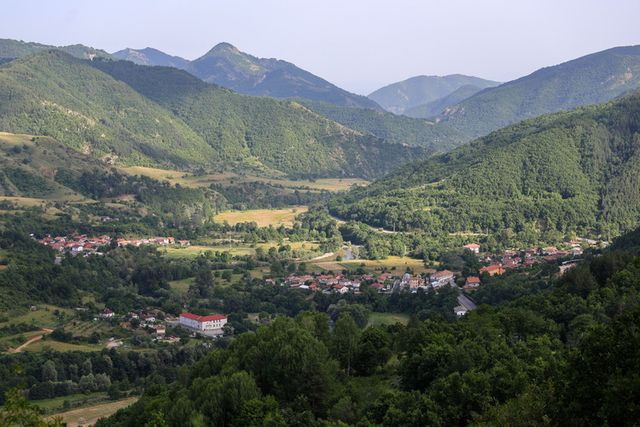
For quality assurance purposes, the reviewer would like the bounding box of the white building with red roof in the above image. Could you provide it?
[179,312,227,332]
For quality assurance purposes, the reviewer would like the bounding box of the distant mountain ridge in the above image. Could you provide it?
[112,47,189,69]
[0,38,110,60]
[112,42,382,110]
[368,74,500,114]
[436,45,640,139]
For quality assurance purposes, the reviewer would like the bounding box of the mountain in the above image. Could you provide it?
[329,90,640,239]
[437,45,640,139]
[403,84,486,118]
[184,42,382,110]
[0,38,110,60]
[368,74,500,114]
[112,47,189,69]
[0,51,422,179]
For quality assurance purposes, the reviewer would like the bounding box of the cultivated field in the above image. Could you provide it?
[214,206,308,227]
[312,256,432,274]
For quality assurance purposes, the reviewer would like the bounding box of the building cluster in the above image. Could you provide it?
[38,234,112,256]
[99,308,182,344]
[116,237,190,247]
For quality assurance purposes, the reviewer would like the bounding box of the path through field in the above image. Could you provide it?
[7,328,53,353]
[47,397,138,426]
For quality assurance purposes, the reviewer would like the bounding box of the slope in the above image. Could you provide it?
[329,90,640,239]
[368,74,499,114]
[438,45,640,139]
[404,84,486,119]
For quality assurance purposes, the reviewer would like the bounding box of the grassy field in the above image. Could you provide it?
[119,166,368,193]
[367,312,411,327]
[163,244,255,259]
[214,206,308,227]
[24,338,103,353]
[0,305,74,328]
[169,277,194,295]
[33,392,107,413]
[312,256,432,274]
[46,396,138,426]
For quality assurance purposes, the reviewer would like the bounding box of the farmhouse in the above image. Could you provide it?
[179,312,227,334]
[480,264,504,276]
[464,276,481,291]
[463,243,481,254]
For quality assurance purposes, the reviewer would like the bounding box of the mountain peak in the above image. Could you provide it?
[205,42,242,56]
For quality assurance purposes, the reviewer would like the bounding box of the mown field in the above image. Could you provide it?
[213,206,308,227]
[312,256,432,274]
[46,396,138,427]
[163,240,320,259]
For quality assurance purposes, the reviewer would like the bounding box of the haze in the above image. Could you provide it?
[3,0,640,94]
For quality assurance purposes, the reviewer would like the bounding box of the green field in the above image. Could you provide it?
[24,338,103,353]
[0,305,74,329]
[169,277,194,295]
[33,392,107,413]
[367,312,410,327]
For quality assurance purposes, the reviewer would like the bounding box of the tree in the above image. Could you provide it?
[41,361,57,382]
[331,314,361,376]
[354,326,392,375]
[0,388,64,426]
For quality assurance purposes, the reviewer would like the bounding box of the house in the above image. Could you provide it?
[464,276,481,291]
[333,284,349,294]
[100,308,115,319]
[480,264,504,277]
[454,294,477,317]
[463,243,481,254]
[430,270,455,289]
[179,312,227,333]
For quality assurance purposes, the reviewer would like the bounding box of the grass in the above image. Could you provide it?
[169,277,194,295]
[33,392,107,413]
[312,256,432,274]
[367,312,410,327]
[163,244,255,259]
[0,305,74,329]
[119,166,369,193]
[24,338,103,353]
[46,396,138,426]
[214,206,308,227]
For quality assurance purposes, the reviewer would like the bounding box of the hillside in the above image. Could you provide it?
[0,38,110,60]
[112,47,189,69]
[404,84,486,118]
[368,74,499,114]
[437,45,640,138]
[0,51,421,179]
[184,42,382,110]
[329,90,640,239]
[91,58,426,179]
[300,100,466,151]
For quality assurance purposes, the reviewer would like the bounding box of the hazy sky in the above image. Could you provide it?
[3,0,640,94]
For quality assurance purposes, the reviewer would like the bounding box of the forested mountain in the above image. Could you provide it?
[112,47,189,69]
[330,90,640,239]
[0,51,423,179]
[0,38,110,60]
[437,45,640,138]
[368,74,499,114]
[404,84,486,118]
[300,100,466,151]
[183,42,382,110]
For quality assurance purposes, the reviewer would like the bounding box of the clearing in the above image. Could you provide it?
[312,256,432,274]
[7,328,53,353]
[367,312,410,327]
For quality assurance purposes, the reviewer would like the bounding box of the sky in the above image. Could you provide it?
[3,0,640,94]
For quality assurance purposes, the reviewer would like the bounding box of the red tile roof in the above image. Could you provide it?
[180,312,226,322]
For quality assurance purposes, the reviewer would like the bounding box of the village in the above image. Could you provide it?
[278,238,602,316]
[36,234,191,257]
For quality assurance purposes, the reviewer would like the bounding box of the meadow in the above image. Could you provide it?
[213,206,308,227]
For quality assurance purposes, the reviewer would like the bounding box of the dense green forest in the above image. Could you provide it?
[0,51,423,179]
[330,91,640,241]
